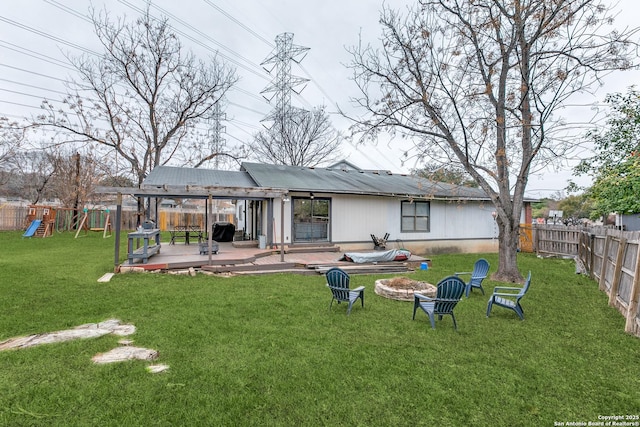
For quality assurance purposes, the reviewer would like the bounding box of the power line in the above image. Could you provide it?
[145,1,263,74]
[0,64,70,84]
[117,0,271,84]
[0,78,69,97]
[0,16,98,56]
[0,41,75,71]
[43,0,94,24]
[202,0,275,48]
[0,0,389,169]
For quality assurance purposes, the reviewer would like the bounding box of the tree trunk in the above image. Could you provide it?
[494,218,524,283]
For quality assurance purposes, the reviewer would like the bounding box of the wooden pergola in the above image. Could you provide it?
[96,185,290,272]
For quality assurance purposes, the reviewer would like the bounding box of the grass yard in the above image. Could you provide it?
[0,231,639,426]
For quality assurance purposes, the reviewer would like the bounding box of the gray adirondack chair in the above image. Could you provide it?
[455,258,490,297]
[413,275,466,330]
[486,271,532,320]
[326,268,365,315]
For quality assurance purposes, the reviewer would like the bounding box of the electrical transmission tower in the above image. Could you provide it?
[207,101,226,169]
[260,33,309,135]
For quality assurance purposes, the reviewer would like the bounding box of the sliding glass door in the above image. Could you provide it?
[292,197,330,243]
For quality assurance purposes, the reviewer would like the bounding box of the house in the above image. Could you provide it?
[616,213,640,231]
[137,162,520,254]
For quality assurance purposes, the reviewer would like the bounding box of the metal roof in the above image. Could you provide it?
[101,163,494,201]
[143,166,257,188]
[240,162,490,200]
[97,166,288,199]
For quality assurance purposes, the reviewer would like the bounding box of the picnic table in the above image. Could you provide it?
[169,225,203,245]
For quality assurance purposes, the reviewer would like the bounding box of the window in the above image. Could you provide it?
[401,201,430,232]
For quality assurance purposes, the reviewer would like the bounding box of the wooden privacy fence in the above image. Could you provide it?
[530,224,640,338]
[0,206,235,232]
[578,229,640,337]
[157,212,233,231]
[531,224,582,256]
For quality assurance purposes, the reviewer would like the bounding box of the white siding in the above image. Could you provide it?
[273,192,502,253]
[429,201,497,239]
[330,194,392,241]
[328,194,496,242]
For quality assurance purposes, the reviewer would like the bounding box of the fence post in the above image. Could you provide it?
[599,234,611,291]
[114,193,122,273]
[624,245,640,333]
[608,236,627,307]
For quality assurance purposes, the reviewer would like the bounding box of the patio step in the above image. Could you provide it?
[200,262,297,273]
[312,264,414,275]
[232,240,259,248]
[234,268,318,276]
[285,245,340,254]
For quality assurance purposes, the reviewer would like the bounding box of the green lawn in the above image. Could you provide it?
[1,231,639,426]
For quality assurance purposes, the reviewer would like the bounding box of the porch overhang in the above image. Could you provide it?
[96,185,289,200]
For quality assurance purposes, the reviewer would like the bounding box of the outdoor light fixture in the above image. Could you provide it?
[309,192,314,199]
[282,194,290,203]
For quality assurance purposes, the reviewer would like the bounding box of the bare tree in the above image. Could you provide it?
[8,150,56,204]
[38,6,238,186]
[345,0,639,281]
[49,151,102,208]
[0,118,26,186]
[414,163,478,188]
[250,106,342,167]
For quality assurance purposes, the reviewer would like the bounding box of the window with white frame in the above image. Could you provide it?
[401,200,430,232]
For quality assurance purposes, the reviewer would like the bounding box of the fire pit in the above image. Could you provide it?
[374,277,437,302]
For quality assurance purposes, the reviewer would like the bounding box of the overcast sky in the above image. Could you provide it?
[1,0,639,198]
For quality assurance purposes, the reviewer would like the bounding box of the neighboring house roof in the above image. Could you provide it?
[327,160,364,172]
[240,162,489,200]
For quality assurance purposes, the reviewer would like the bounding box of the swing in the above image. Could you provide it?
[75,209,112,238]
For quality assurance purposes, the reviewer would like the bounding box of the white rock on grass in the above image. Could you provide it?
[92,346,159,364]
[147,364,170,373]
[0,319,135,351]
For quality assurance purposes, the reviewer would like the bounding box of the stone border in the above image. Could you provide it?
[374,278,437,301]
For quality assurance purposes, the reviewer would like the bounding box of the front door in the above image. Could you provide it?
[292,197,330,243]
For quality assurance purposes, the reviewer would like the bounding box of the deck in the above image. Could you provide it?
[120,241,429,275]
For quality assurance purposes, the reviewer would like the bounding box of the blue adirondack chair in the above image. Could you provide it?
[455,258,490,297]
[326,268,365,315]
[412,275,466,330]
[486,271,532,320]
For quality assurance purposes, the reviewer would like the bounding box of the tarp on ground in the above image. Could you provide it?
[340,249,411,263]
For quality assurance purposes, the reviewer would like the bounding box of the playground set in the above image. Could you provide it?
[22,205,112,238]
[23,205,56,238]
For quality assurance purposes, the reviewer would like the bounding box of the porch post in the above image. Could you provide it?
[280,197,285,262]
[208,194,213,265]
[280,194,290,262]
[113,192,122,273]
[267,199,274,248]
